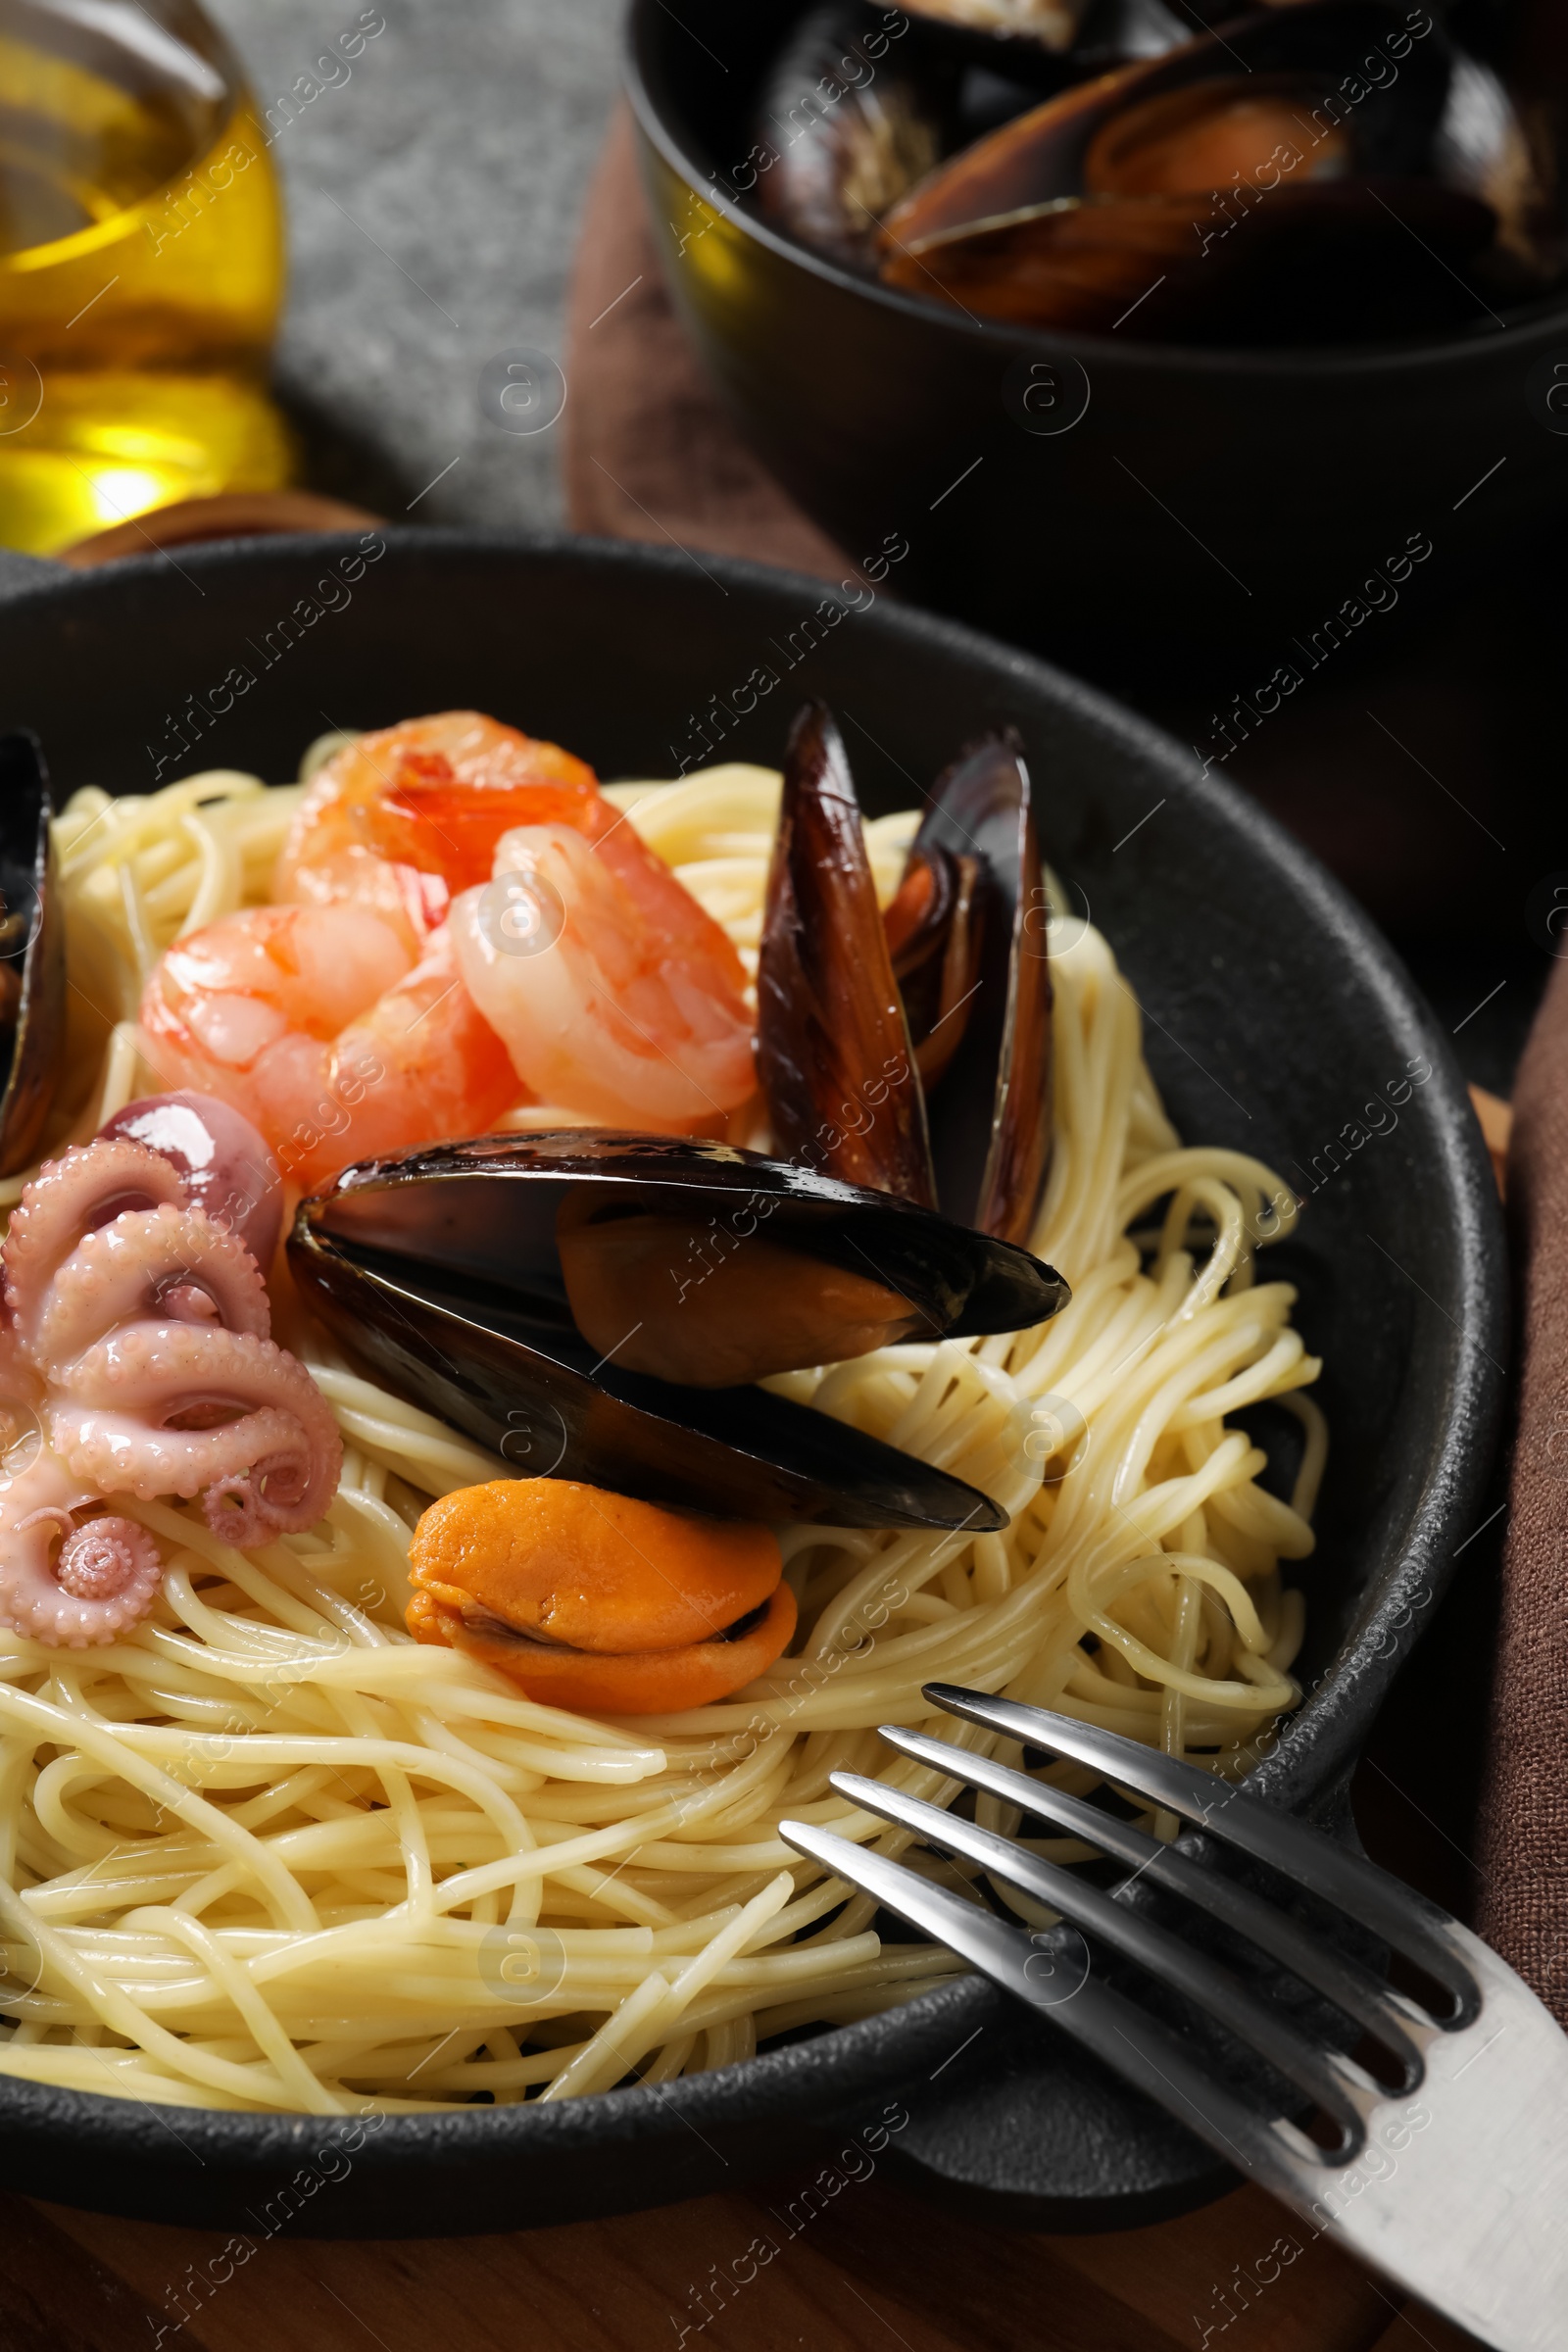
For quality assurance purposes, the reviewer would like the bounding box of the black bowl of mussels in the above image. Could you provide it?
[625,0,1568,665]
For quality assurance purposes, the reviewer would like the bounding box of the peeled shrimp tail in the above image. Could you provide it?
[450,823,756,1132]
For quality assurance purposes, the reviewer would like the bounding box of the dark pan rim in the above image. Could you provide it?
[623,0,1568,380]
[0,525,1507,2177]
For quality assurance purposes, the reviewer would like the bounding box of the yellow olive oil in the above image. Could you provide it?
[0,4,291,553]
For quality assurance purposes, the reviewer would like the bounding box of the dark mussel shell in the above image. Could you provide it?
[758,710,1053,1248]
[754,4,956,267]
[884,841,985,1093]
[881,179,1495,338]
[289,1135,1069,1533]
[907,731,1053,1246]
[749,0,1197,277]
[886,3,1456,237]
[878,1,1504,339]
[0,731,63,1179]
[757,704,937,1206]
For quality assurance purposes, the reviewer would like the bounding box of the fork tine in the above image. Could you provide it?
[777,1816,1354,2197]
[923,1685,1474,2009]
[880,1723,1431,2075]
[783,1819,1568,2350]
[829,1769,1376,2139]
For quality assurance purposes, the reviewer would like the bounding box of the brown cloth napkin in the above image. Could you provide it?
[563,104,850,580]
[1476,958,1568,2025]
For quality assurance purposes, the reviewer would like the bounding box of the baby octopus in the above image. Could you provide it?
[0,1134,341,1646]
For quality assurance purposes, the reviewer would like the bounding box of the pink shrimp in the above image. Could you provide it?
[142,710,755,1177]
[450,822,756,1133]
[276,711,607,955]
[139,904,520,1190]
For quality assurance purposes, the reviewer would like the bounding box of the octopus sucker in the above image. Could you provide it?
[27,1204,270,1375]
[0,1455,166,1647]
[3,1138,187,1341]
[0,1132,340,1646]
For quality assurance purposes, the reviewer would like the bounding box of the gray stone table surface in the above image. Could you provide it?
[203,0,624,528]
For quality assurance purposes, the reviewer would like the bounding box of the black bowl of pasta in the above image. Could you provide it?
[0,529,1503,2236]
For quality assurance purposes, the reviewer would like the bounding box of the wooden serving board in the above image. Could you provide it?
[2,2172,1485,2352]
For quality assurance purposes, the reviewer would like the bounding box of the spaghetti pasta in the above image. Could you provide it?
[0,746,1321,2113]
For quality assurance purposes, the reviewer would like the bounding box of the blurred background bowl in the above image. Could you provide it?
[625,0,1568,681]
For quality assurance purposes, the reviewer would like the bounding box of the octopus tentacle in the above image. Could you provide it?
[0,1451,165,1647]
[202,1451,314,1546]
[0,1136,344,1644]
[46,1325,342,1535]
[4,1140,188,1346]
[29,1203,270,1378]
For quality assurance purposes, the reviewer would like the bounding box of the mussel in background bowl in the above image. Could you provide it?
[755,3,958,265]
[762,0,1563,339]
[626,0,1568,662]
[875,1,1526,341]
[895,0,1194,61]
[750,0,1199,267]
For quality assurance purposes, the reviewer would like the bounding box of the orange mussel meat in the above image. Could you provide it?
[407,1477,796,1714]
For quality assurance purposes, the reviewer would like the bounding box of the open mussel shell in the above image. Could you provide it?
[289,1135,1069,1533]
[900,0,1094,53]
[885,3,1456,240]
[908,732,1053,1246]
[886,0,1187,69]
[758,707,1054,1248]
[881,177,1496,336]
[757,703,937,1206]
[886,840,984,1095]
[0,731,63,1179]
[877,0,1509,336]
[1431,8,1568,292]
[755,4,956,266]
[752,0,1201,281]
[882,189,1208,326]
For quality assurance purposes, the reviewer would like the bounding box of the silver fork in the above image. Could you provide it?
[778,1682,1568,2352]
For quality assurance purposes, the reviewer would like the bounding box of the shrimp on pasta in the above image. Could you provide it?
[451,821,757,1132]
[139,712,758,1174]
[138,903,518,1188]
[275,710,608,952]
